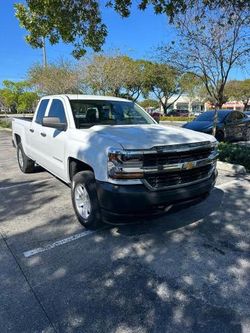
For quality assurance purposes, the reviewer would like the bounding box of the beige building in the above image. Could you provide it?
[163,95,206,114]
[161,94,250,114]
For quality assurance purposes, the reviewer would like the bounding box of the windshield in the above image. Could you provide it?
[70,100,155,128]
[195,111,227,122]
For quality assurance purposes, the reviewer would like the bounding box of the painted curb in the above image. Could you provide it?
[0,127,12,132]
[217,161,246,175]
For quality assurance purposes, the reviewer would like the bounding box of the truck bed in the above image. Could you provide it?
[13,117,33,122]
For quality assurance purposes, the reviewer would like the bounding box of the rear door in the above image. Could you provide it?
[40,98,68,180]
[225,111,246,141]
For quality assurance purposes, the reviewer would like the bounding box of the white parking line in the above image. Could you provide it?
[23,230,97,258]
[0,178,53,191]
[21,178,247,258]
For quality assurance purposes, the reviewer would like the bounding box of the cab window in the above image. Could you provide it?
[48,99,67,123]
[35,99,49,124]
[227,111,244,123]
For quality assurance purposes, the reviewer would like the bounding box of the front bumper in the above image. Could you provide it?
[96,170,217,221]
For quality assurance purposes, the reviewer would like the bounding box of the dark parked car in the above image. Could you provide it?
[168,109,189,117]
[183,110,250,141]
[147,109,161,123]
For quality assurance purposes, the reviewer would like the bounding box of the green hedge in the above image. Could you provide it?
[0,119,11,128]
[218,143,250,172]
[160,116,195,122]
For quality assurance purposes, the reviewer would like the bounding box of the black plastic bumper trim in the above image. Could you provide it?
[96,170,217,220]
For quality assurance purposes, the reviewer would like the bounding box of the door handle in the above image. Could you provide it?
[40,132,46,137]
[29,129,34,133]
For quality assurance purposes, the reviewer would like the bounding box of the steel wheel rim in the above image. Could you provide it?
[18,148,24,169]
[74,184,91,219]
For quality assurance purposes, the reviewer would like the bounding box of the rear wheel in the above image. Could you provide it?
[71,171,103,229]
[17,142,35,173]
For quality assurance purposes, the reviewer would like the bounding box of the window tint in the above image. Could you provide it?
[195,111,228,122]
[70,100,154,129]
[227,112,244,122]
[235,112,244,120]
[48,99,67,123]
[35,99,49,124]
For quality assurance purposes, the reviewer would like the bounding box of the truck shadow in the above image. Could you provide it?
[1,178,249,333]
[4,182,247,333]
[112,187,224,236]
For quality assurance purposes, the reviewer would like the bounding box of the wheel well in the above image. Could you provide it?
[69,158,94,181]
[215,129,224,141]
[15,134,21,145]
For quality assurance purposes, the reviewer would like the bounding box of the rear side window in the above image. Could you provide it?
[227,112,244,122]
[48,99,67,123]
[35,99,49,124]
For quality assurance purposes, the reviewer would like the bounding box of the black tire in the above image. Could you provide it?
[17,142,35,173]
[215,130,224,142]
[71,171,103,229]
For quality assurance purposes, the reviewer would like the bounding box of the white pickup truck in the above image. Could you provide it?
[12,95,218,229]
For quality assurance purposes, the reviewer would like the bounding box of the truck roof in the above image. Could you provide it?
[42,94,131,102]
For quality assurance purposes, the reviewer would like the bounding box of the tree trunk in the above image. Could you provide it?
[212,98,224,137]
[216,101,223,109]
[162,104,168,115]
[159,100,167,115]
[243,99,249,111]
[212,108,218,137]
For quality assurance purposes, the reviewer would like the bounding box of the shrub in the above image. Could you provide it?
[0,119,11,128]
[160,116,195,122]
[218,142,250,172]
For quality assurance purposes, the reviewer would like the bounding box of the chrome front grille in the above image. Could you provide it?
[142,142,217,190]
[143,147,212,167]
[144,164,214,190]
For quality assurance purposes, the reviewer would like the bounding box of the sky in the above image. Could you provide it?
[0,1,249,86]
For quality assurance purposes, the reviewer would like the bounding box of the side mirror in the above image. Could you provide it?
[42,117,67,131]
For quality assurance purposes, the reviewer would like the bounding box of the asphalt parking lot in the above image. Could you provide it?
[0,129,250,333]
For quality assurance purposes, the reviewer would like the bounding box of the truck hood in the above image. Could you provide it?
[90,124,216,150]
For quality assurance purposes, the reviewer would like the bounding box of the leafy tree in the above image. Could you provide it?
[15,1,249,58]
[225,79,250,110]
[179,73,207,110]
[0,89,16,112]
[15,0,107,59]
[28,60,80,95]
[121,59,148,101]
[143,62,184,114]
[81,54,145,101]
[158,2,250,134]
[17,92,38,113]
[180,73,203,100]
[0,80,38,113]
[159,4,250,109]
[81,54,125,96]
[139,99,159,109]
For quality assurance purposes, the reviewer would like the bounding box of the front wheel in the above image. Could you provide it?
[71,171,103,229]
[215,130,224,142]
[17,142,35,173]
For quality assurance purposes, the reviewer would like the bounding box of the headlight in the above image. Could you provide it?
[108,148,144,179]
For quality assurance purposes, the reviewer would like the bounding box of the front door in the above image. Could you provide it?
[40,98,68,180]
